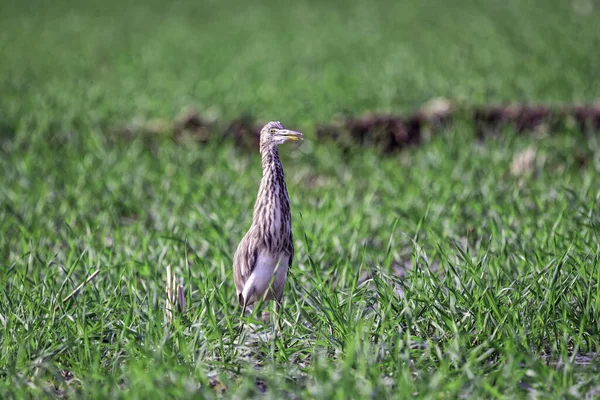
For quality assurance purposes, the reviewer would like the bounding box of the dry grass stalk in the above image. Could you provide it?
[165,264,186,323]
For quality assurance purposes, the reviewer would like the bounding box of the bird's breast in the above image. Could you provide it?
[242,250,287,303]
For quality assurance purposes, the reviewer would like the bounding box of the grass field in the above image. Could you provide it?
[1,0,600,398]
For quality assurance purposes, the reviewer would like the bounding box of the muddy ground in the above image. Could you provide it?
[118,101,600,153]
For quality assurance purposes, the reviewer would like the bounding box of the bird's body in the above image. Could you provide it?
[233,121,303,316]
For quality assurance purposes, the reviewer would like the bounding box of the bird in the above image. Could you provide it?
[233,120,303,325]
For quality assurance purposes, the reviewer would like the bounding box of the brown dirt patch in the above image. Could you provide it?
[114,102,600,153]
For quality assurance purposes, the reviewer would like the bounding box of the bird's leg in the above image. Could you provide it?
[236,299,248,336]
[274,300,283,335]
[239,293,247,316]
[270,256,284,335]
[237,289,254,335]
[274,300,289,349]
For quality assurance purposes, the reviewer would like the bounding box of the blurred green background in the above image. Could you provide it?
[1,0,598,134]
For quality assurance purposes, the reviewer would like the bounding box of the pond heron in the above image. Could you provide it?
[233,121,303,326]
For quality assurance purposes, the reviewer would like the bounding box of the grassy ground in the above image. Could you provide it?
[1,0,600,398]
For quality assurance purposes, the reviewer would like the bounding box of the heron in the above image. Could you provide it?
[233,121,303,327]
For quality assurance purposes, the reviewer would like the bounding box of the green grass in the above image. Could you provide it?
[2,127,600,398]
[1,0,600,398]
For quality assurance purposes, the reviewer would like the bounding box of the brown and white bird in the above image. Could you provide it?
[233,121,303,321]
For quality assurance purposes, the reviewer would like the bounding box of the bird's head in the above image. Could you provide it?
[259,121,303,149]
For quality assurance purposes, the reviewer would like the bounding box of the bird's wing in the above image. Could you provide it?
[287,233,294,268]
[233,231,259,292]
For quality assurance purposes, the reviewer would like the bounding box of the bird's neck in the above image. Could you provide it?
[252,146,291,248]
[260,145,283,177]
[257,146,287,209]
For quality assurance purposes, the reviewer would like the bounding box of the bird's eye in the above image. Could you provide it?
[269,129,276,134]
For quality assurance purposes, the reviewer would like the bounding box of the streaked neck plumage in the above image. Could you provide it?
[252,143,291,252]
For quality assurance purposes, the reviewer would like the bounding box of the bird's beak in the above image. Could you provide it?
[275,129,304,141]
